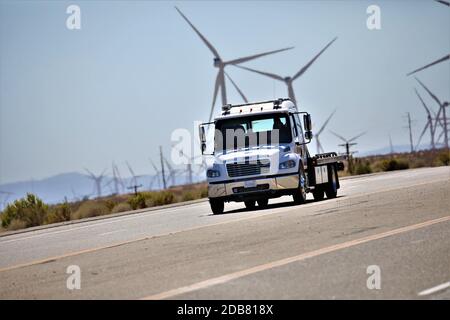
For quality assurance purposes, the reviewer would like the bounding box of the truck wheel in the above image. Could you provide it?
[209,198,224,215]
[257,198,269,208]
[325,165,338,199]
[293,168,307,205]
[312,187,324,201]
[244,200,256,210]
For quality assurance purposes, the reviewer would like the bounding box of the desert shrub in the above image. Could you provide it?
[45,201,71,224]
[152,191,175,206]
[127,193,147,210]
[71,201,110,220]
[104,199,118,211]
[411,159,426,168]
[437,151,450,166]
[7,219,28,231]
[1,193,48,229]
[182,191,195,202]
[199,188,208,198]
[378,159,409,171]
[111,202,132,213]
[354,160,372,175]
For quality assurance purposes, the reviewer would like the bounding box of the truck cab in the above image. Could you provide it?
[199,98,344,215]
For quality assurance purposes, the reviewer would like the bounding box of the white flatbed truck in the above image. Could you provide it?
[199,98,345,215]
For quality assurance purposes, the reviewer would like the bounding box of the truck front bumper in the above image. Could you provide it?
[208,173,299,201]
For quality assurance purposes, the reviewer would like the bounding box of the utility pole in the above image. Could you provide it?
[187,163,193,185]
[389,134,394,155]
[159,146,167,189]
[407,112,414,153]
[442,102,449,151]
[127,184,142,196]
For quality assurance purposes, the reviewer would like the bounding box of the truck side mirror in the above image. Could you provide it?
[303,114,312,132]
[304,130,313,141]
[199,125,207,155]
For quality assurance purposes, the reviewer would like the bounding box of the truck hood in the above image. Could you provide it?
[215,146,285,164]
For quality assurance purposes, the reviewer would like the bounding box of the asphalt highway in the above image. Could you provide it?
[0,166,449,299]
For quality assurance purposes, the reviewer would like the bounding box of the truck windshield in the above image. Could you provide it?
[214,113,292,152]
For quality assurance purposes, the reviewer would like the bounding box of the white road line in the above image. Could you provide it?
[418,281,450,296]
[99,229,126,236]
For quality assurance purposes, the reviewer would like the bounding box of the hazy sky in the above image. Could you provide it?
[0,0,449,184]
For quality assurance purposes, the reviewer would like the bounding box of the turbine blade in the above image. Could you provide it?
[208,70,222,122]
[415,122,430,150]
[436,0,450,7]
[349,131,367,142]
[175,6,221,59]
[407,54,450,76]
[329,130,347,143]
[84,168,95,178]
[235,65,284,81]
[126,161,136,178]
[317,109,337,135]
[225,71,248,103]
[415,77,442,107]
[292,37,338,81]
[225,47,294,65]
[414,88,431,117]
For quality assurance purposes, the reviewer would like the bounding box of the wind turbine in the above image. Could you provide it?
[330,131,367,174]
[406,1,449,76]
[413,88,436,150]
[84,168,107,198]
[106,162,125,195]
[175,6,293,122]
[236,37,338,106]
[415,77,449,150]
[314,109,337,154]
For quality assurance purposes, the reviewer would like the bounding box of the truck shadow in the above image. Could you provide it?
[216,196,345,215]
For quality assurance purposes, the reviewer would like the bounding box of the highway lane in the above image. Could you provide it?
[0,166,448,299]
[0,167,448,271]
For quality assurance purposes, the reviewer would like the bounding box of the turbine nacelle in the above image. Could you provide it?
[213,57,222,67]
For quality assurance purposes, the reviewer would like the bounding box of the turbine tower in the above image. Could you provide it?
[175,6,293,122]
[236,37,338,106]
[314,109,337,154]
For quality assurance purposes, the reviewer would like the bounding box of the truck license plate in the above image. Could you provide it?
[244,180,257,188]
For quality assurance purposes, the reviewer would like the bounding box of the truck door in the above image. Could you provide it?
[291,114,308,169]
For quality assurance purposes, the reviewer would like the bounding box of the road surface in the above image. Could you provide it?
[0,166,449,299]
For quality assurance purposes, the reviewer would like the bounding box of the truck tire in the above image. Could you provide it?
[257,198,269,208]
[325,165,338,199]
[209,198,224,215]
[293,168,307,205]
[312,187,324,201]
[244,200,256,210]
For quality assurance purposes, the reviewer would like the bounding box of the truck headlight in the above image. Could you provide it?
[207,169,221,178]
[279,160,296,169]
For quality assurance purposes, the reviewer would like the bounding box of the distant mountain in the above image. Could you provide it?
[0,171,205,209]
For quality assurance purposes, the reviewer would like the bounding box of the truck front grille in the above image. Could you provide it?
[226,160,270,177]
